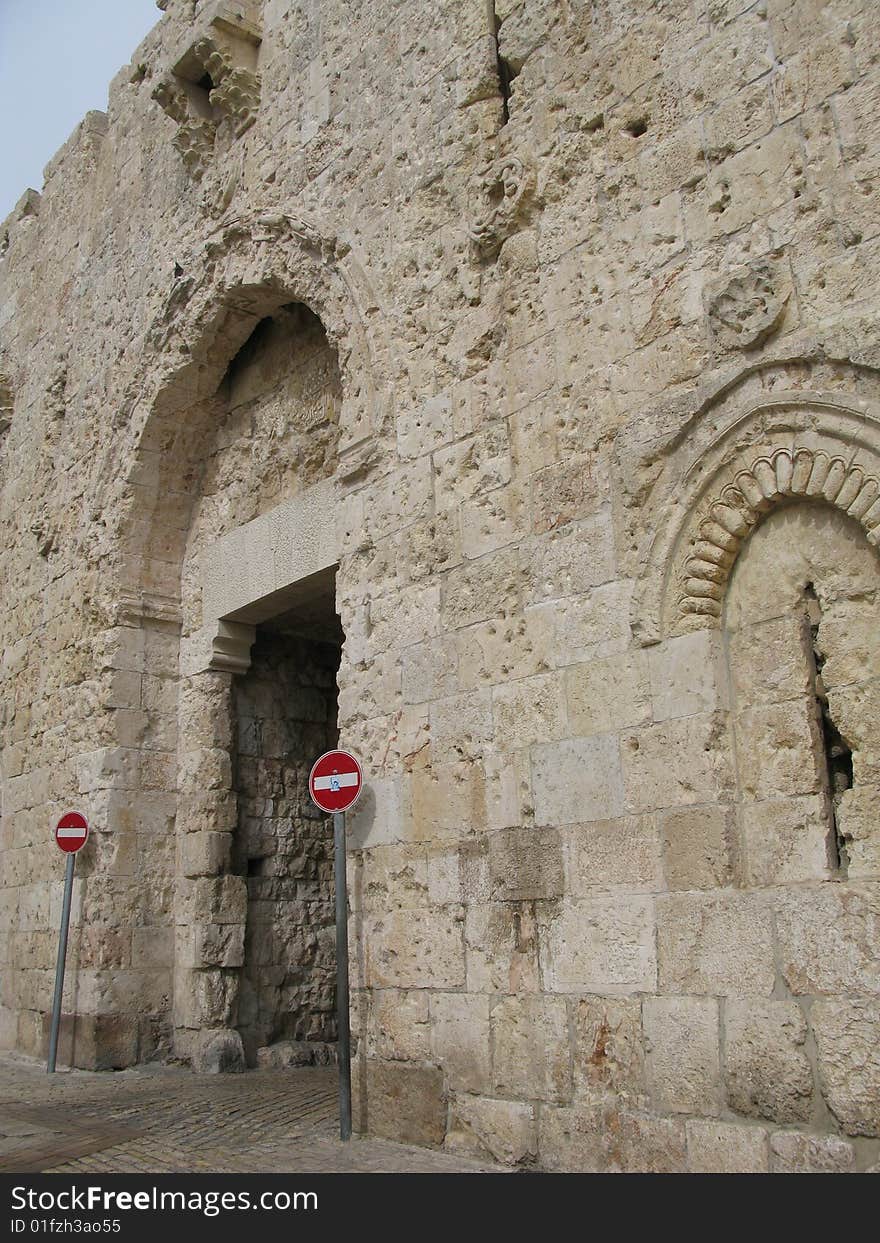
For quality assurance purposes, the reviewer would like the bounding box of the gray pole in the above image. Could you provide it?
[334,810,352,1141]
[47,852,76,1073]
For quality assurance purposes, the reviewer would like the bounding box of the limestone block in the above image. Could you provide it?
[525,515,616,602]
[174,964,238,1030]
[178,831,232,878]
[773,884,880,995]
[568,815,663,896]
[530,452,610,534]
[725,1000,813,1123]
[368,583,442,655]
[686,1120,769,1174]
[441,548,521,630]
[347,776,408,849]
[429,690,493,764]
[526,583,634,666]
[740,795,832,886]
[465,901,540,994]
[657,892,776,996]
[178,746,233,794]
[488,826,564,900]
[727,615,812,705]
[460,485,522,559]
[817,607,880,687]
[409,760,486,843]
[769,1131,855,1174]
[131,925,174,973]
[401,638,458,705]
[360,844,428,912]
[191,1027,245,1074]
[363,908,465,990]
[492,673,568,749]
[734,701,825,802]
[432,426,511,511]
[445,1094,537,1166]
[426,847,462,905]
[648,631,728,721]
[532,734,624,826]
[644,996,722,1116]
[573,996,646,1104]
[366,989,430,1062]
[430,993,491,1094]
[812,999,880,1137]
[564,652,651,737]
[491,994,571,1103]
[837,785,880,879]
[40,1012,138,1071]
[539,896,656,995]
[538,1099,687,1173]
[358,1060,447,1147]
[189,875,247,925]
[622,713,734,812]
[457,615,544,691]
[660,804,734,890]
[192,922,245,969]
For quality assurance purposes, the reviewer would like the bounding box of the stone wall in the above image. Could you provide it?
[234,628,340,1065]
[1,0,879,1170]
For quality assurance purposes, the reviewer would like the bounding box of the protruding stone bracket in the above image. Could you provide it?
[181,618,256,676]
[151,3,262,180]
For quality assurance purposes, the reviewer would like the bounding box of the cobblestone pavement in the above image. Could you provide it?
[0,1055,503,1174]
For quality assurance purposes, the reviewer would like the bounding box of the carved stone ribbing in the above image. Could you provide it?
[679,448,880,620]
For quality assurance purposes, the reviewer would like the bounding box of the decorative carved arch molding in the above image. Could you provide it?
[633,373,880,644]
[117,210,391,628]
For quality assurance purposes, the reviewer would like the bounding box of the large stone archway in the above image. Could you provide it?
[94,213,389,1068]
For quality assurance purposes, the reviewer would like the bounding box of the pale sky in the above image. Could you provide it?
[0,0,160,221]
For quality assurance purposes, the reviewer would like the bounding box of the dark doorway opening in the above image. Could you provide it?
[231,571,342,1068]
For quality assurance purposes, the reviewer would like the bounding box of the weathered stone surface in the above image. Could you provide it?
[725,1001,813,1123]
[429,993,491,1095]
[2,0,880,1174]
[532,735,624,826]
[769,1130,856,1174]
[686,1120,769,1173]
[191,1028,246,1074]
[773,885,880,996]
[445,1095,537,1167]
[488,826,564,901]
[538,1100,687,1173]
[660,805,734,891]
[812,999,880,1137]
[657,892,776,996]
[491,995,571,1104]
[621,714,734,813]
[364,909,465,990]
[573,996,646,1105]
[357,1061,447,1147]
[644,997,722,1116]
[539,897,656,995]
[740,795,832,886]
[568,816,663,896]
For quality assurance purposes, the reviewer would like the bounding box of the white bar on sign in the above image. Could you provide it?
[313,772,359,790]
[57,829,86,838]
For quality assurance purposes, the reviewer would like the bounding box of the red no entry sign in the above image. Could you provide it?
[54,811,89,854]
[309,750,363,814]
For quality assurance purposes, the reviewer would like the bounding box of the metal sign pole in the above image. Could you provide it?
[334,810,352,1141]
[47,852,76,1073]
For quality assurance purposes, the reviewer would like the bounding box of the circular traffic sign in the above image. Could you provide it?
[309,750,363,814]
[55,811,89,854]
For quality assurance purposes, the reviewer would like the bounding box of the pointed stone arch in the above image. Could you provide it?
[115,210,391,624]
[631,360,880,644]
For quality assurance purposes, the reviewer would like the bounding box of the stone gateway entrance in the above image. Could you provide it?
[234,620,342,1067]
[1,0,880,1173]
